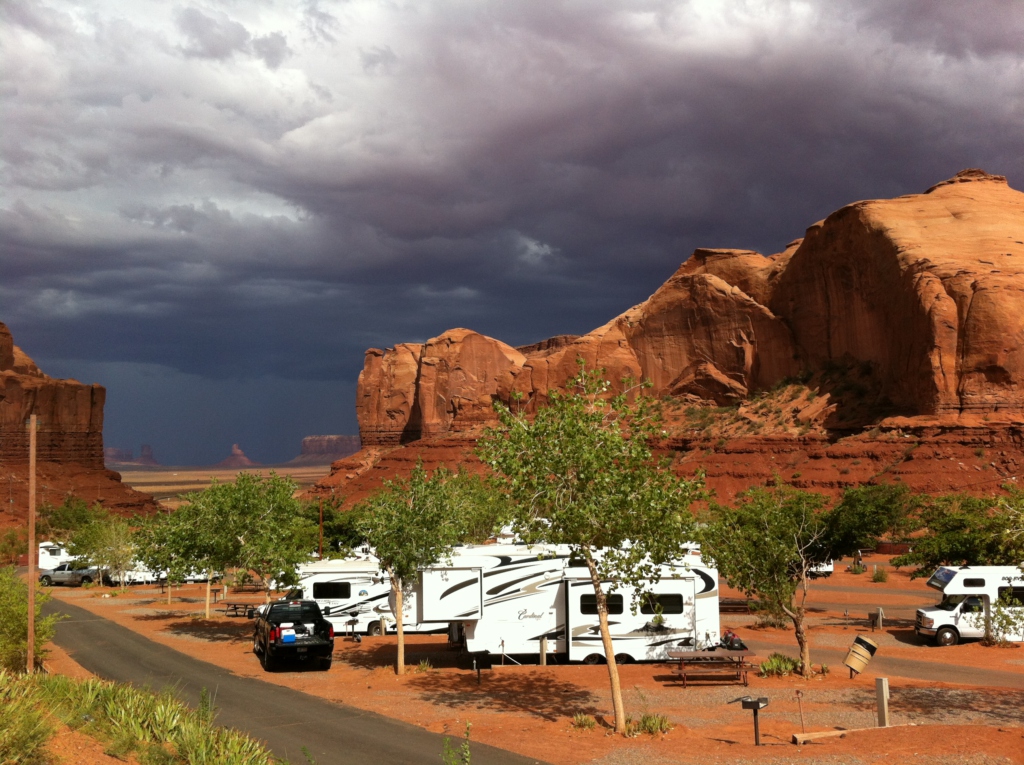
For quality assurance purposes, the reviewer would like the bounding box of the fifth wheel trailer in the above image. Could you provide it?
[411,543,720,662]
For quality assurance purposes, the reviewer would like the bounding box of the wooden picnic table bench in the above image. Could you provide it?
[666,650,757,688]
[220,602,256,618]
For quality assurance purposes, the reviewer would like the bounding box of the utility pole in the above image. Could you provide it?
[27,414,37,674]
[318,498,324,560]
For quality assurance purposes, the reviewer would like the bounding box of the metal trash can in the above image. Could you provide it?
[843,635,878,675]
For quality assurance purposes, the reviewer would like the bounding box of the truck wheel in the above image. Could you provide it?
[366,622,382,637]
[252,634,262,656]
[80,576,92,585]
[261,651,275,671]
[582,654,605,665]
[320,657,333,671]
[40,576,52,586]
[935,627,959,647]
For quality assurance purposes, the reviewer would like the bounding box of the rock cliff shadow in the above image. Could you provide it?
[407,669,601,722]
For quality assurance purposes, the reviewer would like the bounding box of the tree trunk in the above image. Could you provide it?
[586,557,626,734]
[167,578,172,605]
[792,608,811,676]
[205,572,212,619]
[394,575,405,676]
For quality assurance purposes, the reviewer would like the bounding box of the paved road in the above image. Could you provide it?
[44,598,545,765]
[744,637,1024,689]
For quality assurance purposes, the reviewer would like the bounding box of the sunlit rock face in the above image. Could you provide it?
[357,170,1024,445]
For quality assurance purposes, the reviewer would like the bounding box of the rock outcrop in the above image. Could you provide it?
[356,170,1024,445]
[215,444,260,468]
[285,435,361,465]
[0,322,157,521]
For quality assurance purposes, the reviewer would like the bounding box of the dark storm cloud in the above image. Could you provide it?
[2,0,1023,463]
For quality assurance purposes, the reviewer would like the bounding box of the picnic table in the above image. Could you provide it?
[221,602,257,618]
[667,650,757,688]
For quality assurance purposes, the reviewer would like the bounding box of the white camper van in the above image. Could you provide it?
[290,557,437,636]
[915,565,1024,646]
[413,543,720,662]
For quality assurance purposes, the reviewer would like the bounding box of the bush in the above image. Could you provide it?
[442,722,471,765]
[759,652,800,677]
[625,713,672,737]
[850,563,866,575]
[571,713,596,731]
[0,567,60,672]
[871,566,888,583]
[0,671,53,764]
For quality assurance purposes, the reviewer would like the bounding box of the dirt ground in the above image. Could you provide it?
[46,556,1024,765]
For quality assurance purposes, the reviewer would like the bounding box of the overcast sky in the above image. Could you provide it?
[2,1,1023,465]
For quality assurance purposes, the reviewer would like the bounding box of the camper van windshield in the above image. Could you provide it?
[936,594,966,611]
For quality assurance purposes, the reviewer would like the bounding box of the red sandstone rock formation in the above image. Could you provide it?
[356,170,1024,444]
[0,322,157,524]
[285,435,361,465]
[215,444,260,468]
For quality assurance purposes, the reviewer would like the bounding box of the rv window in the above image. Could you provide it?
[963,578,985,588]
[640,594,684,615]
[313,582,352,600]
[997,587,1024,607]
[579,594,623,615]
[962,597,983,614]
[936,595,965,611]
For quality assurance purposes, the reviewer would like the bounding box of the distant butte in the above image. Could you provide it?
[286,435,361,466]
[312,170,1024,504]
[215,444,261,468]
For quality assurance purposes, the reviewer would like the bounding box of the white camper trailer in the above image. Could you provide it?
[38,542,74,570]
[916,565,1024,646]
[413,543,720,662]
[291,557,438,636]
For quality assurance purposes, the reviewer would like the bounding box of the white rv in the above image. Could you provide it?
[38,542,74,570]
[915,565,1024,646]
[412,543,720,663]
[289,557,438,636]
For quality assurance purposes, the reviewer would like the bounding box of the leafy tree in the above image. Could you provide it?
[301,495,368,556]
[0,567,60,671]
[38,496,103,545]
[0,529,26,566]
[135,508,207,605]
[891,492,1024,577]
[355,462,466,675]
[702,485,900,675]
[67,513,136,590]
[830,483,920,552]
[477,365,702,734]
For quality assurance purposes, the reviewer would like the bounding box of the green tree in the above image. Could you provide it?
[700,487,831,675]
[0,567,61,672]
[891,492,1024,577]
[477,365,702,734]
[67,513,136,590]
[135,508,205,605]
[830,483,920,552]
[38,496,103,545]
[0,528,26,566]
[355,462,466,675]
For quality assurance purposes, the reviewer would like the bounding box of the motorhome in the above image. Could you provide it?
[412,543,719,662]
[288,557,437,636]
[916,565,1024,646]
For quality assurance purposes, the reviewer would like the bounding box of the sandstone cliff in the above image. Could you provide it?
[356,170,1024,444]
[0,322,157,521]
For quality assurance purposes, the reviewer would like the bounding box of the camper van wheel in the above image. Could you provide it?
[935,626,959,647]
[366,622,382,637]
[582,654,605,665]
[614,653,633,665]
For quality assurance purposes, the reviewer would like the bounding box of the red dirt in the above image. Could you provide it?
[45,558,1024,765]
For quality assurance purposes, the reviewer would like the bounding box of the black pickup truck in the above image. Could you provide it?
[252,600,335,671]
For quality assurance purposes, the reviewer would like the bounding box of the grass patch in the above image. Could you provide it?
[625,713,672,737]
[571,713,596,731]
[759,652,800,677]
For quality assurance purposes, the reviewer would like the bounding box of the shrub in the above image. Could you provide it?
[571,713,596,731]
[417,659,432,673]
[625,713,672,737]
[442,722,472,765]
[871,566,888,583]
[759,652,800,677]
[0,567,61,672]
[819,663,830,676]
[850,563,866,575]
[983,591,1024,647]
[0,671,53,764]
